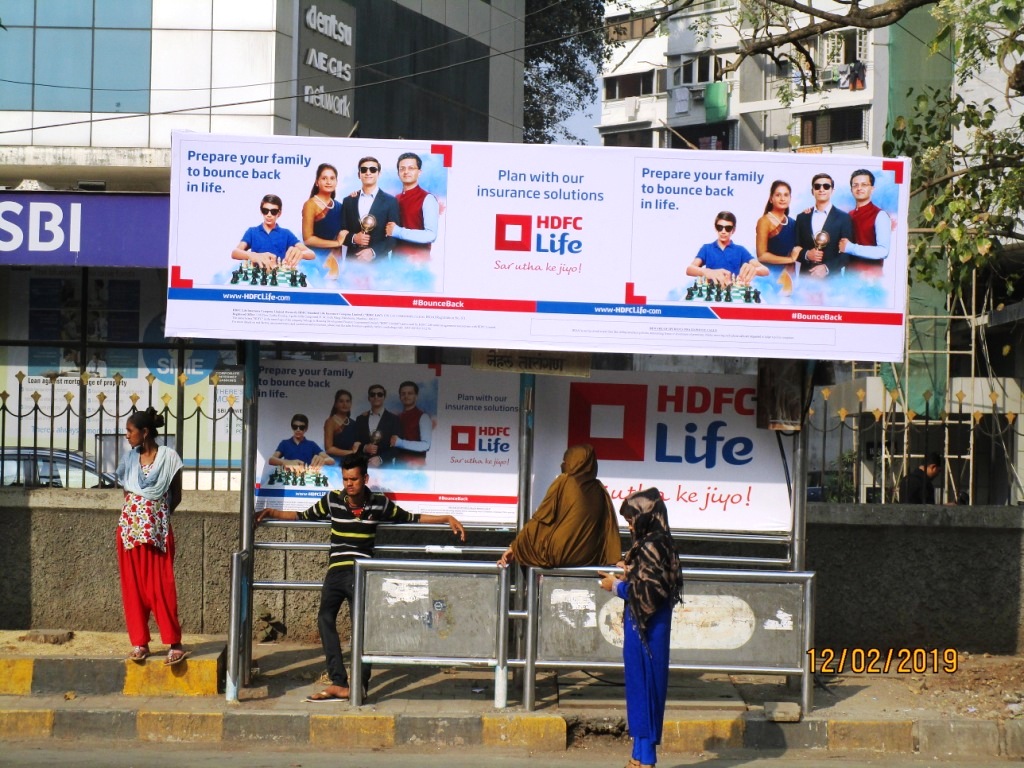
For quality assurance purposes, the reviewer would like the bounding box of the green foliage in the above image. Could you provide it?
[824,450,858,503]
[523,0,611,144]
[884,89,1024,296]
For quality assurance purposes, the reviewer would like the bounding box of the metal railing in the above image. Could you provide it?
[0,369,243,491]
[240,522,816,714]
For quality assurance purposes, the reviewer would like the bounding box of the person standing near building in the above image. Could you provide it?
[899,452,941,504]
[116,407,187,665]
[599,488,682,768]
[386,152,439,260]
[255,454,466,701]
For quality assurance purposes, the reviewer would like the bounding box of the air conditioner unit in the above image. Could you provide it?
[690,86,705,102]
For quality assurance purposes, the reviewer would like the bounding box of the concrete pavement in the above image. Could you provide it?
[0,631,1021,760]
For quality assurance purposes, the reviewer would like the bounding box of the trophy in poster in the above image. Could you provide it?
[367,429,384,466]
[813,230,830,250]
[360,214,377,238]
[354,215,378,262]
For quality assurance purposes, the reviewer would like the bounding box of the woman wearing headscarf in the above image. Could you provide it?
[599,488,683,768]
[497,444,620,569]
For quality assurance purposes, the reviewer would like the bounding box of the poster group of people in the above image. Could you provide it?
[231,153,440,280]
[268,381,433,472]
[686,169,892,290]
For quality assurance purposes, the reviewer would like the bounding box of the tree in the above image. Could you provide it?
[523,0,611,144]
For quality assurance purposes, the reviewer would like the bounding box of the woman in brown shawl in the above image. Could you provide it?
[497,444,620,568]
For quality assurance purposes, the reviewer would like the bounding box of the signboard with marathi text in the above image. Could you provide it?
[166,132,911,362]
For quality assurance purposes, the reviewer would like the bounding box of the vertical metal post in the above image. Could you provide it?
[350,559,365,707]
[801,576,815,715]
[238,341,260,688]
[792,428,809,572]
[225,550,247,701]
[522,567,538,712]
[494,564,509,708]
[512,373,535,671]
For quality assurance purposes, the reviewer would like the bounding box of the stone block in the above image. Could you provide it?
[918,719,999,758]
[310,714,395,748]
[828,720,914,752]
[481,714,566,750]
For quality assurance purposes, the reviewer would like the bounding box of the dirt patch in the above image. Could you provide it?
[891,652,1024,721]
[0,630,217,658]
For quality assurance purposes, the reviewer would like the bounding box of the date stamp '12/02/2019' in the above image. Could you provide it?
[807,647,959,675]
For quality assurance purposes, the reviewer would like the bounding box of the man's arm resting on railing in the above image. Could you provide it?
[255,508,298,525]
[417,513,466,542]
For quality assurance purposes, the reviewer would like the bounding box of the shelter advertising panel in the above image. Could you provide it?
[166,131,911,362]
[532,372,792,533]
[254,362,519,525]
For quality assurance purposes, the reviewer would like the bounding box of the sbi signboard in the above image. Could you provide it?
[297,2,356,136]
[0,192,169,267]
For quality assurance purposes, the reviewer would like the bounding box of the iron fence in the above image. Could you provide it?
[0,369,243,491]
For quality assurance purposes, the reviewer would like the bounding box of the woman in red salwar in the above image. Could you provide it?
[115,407,186,665]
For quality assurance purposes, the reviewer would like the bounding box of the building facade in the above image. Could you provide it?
[0,0,525,485]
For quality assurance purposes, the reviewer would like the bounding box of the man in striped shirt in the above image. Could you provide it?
[256,454,465,702]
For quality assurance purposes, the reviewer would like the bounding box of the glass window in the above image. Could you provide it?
[3,0,35,26]
[96,0,152,28]
[37,456,112,489]
[93,30,151,112]
[34,28,92,111]
[37,0,92,26]
[0,28,34,110]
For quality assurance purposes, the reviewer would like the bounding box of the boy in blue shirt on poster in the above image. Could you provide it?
[232,194,314,270]
[268,413,334,470]
[686,211,767,286]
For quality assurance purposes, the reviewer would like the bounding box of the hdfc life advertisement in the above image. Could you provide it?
[254,362,519,525]
[533,372,792,533]
[166,131,911,362]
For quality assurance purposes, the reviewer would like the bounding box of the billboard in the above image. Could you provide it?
[253,362,520,525]
[166,132,911,362]
[533,372,792,533]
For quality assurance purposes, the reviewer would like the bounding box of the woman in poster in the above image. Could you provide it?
[115,407,187,665]
[324,388,361,459]
[497,444,620,569]
[301,163,349,281]
[599,488,683,768]
[755,180,801,276]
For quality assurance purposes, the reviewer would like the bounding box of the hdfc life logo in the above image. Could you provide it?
[494,214,584,255]
[567,382,756,468]
[451,425,512,453]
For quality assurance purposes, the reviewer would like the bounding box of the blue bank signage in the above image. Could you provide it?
[0,191,169,267]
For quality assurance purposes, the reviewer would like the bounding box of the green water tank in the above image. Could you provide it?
[704,81,729,123]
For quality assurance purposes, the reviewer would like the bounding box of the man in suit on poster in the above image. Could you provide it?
[341,157,399,262]
[354,384,402,467]
[796,173,853,278]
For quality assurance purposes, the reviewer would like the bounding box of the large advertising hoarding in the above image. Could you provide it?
[166,132,911,363]
[253,362,519,525]
[533,372,792,533]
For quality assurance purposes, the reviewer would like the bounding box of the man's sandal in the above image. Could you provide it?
[128,646,150,662]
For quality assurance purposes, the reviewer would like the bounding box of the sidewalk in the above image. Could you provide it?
[0,631,1021,760]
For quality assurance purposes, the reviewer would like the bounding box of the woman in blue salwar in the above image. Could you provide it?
[599,488,682,768]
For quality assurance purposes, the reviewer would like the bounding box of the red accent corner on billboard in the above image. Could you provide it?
[882,159,904,184]
[625,282,646,305]
[431,144,453,167]
[170,266,193,288]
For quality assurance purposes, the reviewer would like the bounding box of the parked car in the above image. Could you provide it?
[0,448,117,489]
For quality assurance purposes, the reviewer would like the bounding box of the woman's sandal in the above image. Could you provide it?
[165,647,189,666]
[128,646,150,662]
